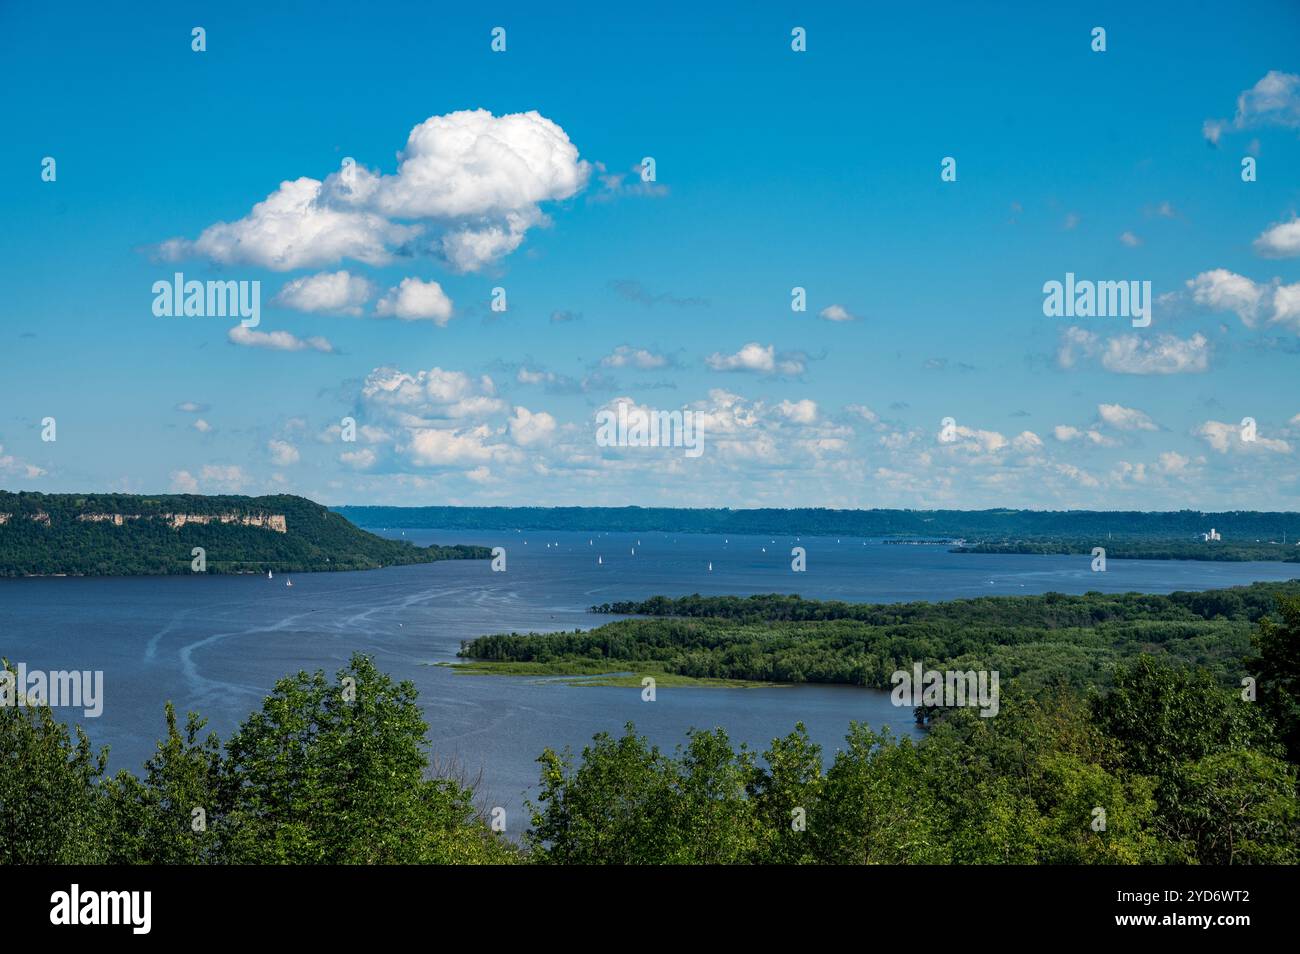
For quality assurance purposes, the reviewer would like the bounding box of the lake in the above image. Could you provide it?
[3,529,1296,822]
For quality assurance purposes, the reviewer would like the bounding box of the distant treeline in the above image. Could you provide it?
[460,582,1300,693]
[955,538,1300,562]
[0,491,489,576]
[335,505,1300,541]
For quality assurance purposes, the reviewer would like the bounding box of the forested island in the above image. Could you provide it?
[0,491,488,576]
[458,582,1300,691]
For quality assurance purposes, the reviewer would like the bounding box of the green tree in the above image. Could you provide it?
[101,703,222,864]
[1161,750,1299,864]
[218,653,511,864]
[0,663,107,864]
[667,728,756,864]
[1092,655,1277,776]
[1247,596,1300,764]
[748,723,824,864]
[528,723,680,864]
[811,724,946,864]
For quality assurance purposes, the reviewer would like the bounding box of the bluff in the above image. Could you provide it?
[0,491,489,576]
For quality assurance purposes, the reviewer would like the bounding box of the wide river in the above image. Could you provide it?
[4,529,1297,821]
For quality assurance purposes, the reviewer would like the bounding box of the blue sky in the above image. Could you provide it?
[1,0,1298,509]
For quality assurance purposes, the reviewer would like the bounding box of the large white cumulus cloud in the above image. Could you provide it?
[158,110,590,273]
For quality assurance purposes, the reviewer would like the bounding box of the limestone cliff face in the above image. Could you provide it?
[76,513,139,526]
[69,512,288,533]
[163,512,287,533]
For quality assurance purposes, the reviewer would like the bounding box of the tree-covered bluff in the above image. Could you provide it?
[0,491,489,576]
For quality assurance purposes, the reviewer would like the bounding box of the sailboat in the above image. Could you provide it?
[631,548,635,556]
[267,570,273,580]
[285,579,293,588]
[708,562,713,571]
[597,555,603,565]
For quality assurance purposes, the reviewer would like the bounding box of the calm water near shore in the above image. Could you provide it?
[3,529,1297,819]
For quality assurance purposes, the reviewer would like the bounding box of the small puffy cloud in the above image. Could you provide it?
[361,366,506,422]
[943,425,1008,455]
[170,464,251,493]
[405,427,502,467]
[778,399,818,424]
[228,326,334,352]
[508,406,557,446]
[517,366,555,385]
[175,401,208,413]
[1053,462,1101,489]
[1102,333,1209,375]
[600,345,667,370]
[1253,216,1300,258]
[1098,403,1157,431]
[1011,431,1043,452]
[1186,268,1300,331]
[1158,451,1190,474]
[169,469,198,493]
[1057,327,1098,369]
[0,444,45,479]
[818,304,858,322]
[273,270,374,315]
[1195,420,1291,454]
[1119,231,1142,247]
[340,448,376,470]
[1060,327,1208,375]
[844,404,878,424]
[706,342,804,375]
[1274,283,1300,328]
[1110,461,1148,484]
[375,277,454,324]
[268,439,300,466]
[191,418,213,434]
[1187,269,1267,326]
[1053,425,1116,446]
[1203,70,1300,144]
